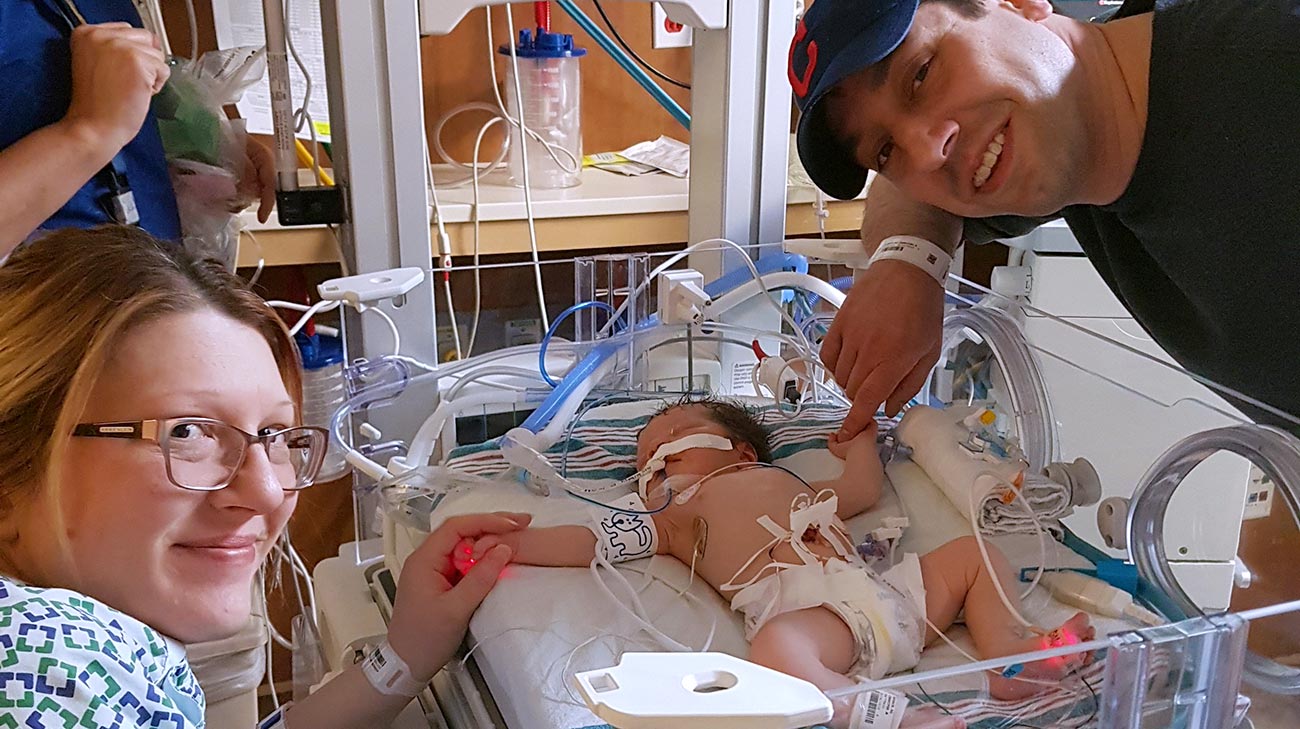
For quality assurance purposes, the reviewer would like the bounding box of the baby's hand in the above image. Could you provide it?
[827,420,879,462]
[473,534,505,560]
[451,535,507,575]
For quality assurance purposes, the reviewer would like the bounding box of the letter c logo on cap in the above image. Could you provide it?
[788,18,818,99]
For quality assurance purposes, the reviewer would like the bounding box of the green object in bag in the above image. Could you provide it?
[153,61,225,168]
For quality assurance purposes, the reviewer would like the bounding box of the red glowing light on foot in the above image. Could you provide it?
[1035,627,1082,670]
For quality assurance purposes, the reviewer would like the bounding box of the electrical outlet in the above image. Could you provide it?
[652,3,693,49]
[1242,466,1275,521]
[506,318,542,347]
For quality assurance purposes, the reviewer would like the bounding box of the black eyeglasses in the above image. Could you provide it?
[72,418,329,491]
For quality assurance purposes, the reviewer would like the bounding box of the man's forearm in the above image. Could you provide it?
[860,175,964,255]
[0,120,119,257]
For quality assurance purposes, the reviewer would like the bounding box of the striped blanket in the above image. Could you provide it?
[445,397,853,483]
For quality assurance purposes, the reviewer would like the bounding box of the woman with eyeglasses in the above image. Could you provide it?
[0,226,528,727]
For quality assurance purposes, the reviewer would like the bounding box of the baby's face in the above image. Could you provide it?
[636,405,755,490]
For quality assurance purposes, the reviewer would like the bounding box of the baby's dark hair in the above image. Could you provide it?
[649,395,773,463]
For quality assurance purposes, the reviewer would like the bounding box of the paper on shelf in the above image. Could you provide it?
[211,0,332,142]
[621,136,690,178]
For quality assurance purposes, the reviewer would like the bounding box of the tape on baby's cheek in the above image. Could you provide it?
[636,433,733,499]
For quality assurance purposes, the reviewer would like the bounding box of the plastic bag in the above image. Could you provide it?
[155,47,267,270]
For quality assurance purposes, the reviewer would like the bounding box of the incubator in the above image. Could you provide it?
[306,242,1300,729]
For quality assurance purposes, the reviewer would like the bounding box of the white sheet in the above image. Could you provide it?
[421,406,1123,729]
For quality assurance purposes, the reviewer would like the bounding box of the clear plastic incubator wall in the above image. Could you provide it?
[317,243,1300,729]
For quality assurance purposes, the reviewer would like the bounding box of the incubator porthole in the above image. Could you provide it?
[1128,424,1300,694]
[923,303,1058,470]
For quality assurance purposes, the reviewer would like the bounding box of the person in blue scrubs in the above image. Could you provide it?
[0,0,274,256]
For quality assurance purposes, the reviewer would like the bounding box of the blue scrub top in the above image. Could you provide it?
[0,0,182,241]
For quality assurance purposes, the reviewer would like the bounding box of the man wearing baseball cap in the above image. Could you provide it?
[792,0,1300,439]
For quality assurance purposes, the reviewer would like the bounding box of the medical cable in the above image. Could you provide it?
[282,0,329,191]
[592,241,821,404]
[432,104,578,187]
[967,472,1049,630]
[503,7,550,331]
[557,391,672,479]
[441,273,463,361]
[426,128,464,362]
[182,0,198,60]
[588,549,718,654]
[589,0,690,89]
[465,115,503,356]
[284,0,319,167]
[397,343,585,468]
[268,299,339,334]
[444,366,552,401]
[538,300,618,386]
[431,103,510,179]
[566,463,822,653]
[239,227,266,288]
[630,240,818,358]
[268,298,399,355]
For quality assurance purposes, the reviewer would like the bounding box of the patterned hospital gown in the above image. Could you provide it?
[0,573,207,728]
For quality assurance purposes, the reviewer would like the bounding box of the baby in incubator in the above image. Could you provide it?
[465,397,1092,729]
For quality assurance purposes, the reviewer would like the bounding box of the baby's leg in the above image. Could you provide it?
[748,608,964,729]
[918,536,1095,700]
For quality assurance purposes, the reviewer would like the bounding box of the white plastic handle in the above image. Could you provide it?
[574,652,833,729]
[318,268,425,307]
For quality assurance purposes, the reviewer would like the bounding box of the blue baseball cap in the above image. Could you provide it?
[791,0,920,199]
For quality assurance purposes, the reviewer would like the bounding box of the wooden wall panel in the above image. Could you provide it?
[425,2,692,164]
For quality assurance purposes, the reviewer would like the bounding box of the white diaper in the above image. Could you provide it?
[722,490,927,681]
[730,554,926,680]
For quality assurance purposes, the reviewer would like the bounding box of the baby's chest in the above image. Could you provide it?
[683,485,842,582]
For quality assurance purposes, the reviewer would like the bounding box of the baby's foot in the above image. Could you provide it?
[987,612,1095,701]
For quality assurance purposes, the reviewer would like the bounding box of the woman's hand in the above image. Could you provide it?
[384,512,531,681]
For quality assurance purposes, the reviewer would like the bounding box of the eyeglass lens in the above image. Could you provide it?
[162,420,324,489]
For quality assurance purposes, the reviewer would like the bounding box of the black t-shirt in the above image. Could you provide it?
[966,0,1300,425]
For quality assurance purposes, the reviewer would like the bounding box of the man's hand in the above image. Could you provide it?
[61,23,170,155]
[827,419,880,464]
[238,138,276,223]
[823,261,945,438]
[385,512,531,680]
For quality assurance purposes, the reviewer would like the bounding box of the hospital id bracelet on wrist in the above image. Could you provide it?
[361,640,428,697]
[868,235,952,286]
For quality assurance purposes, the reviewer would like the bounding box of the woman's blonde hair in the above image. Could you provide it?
[0,226,303,544]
